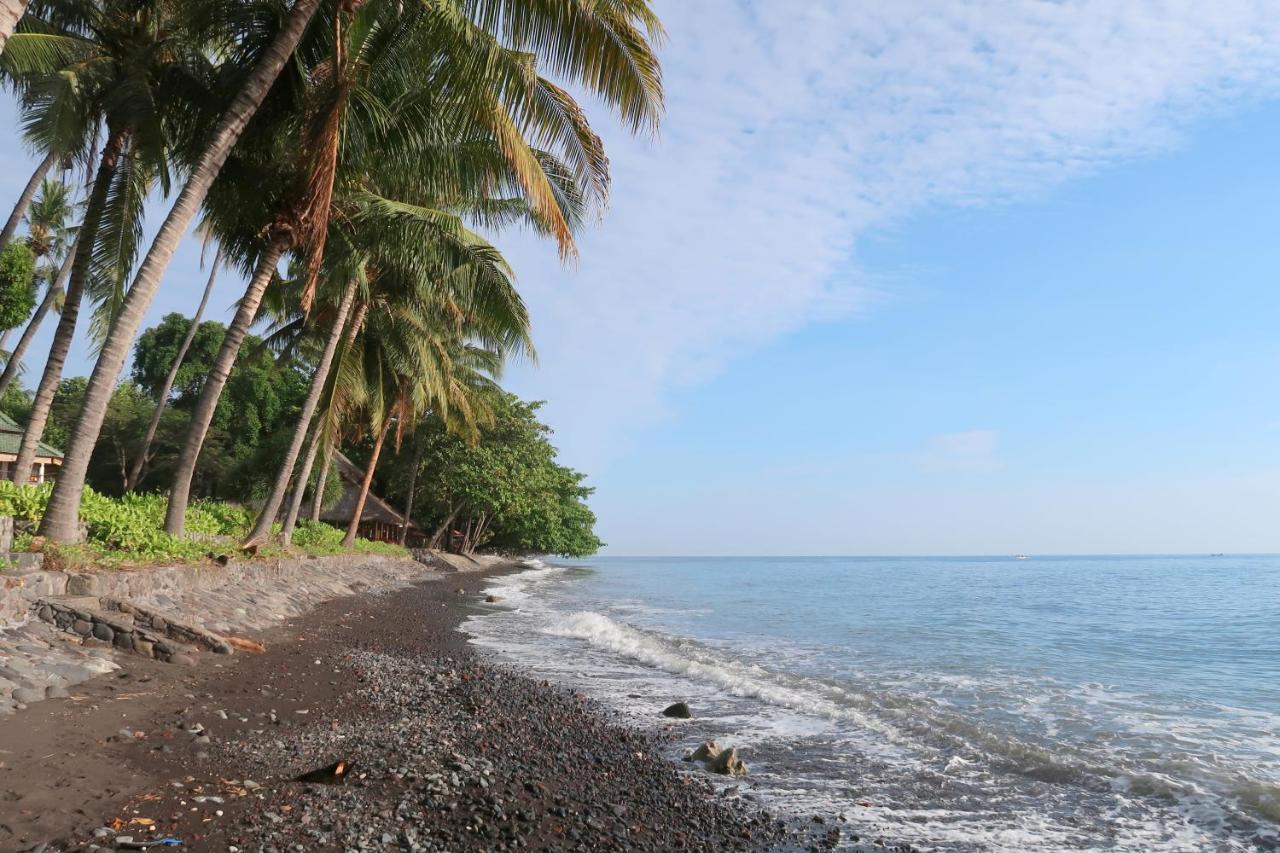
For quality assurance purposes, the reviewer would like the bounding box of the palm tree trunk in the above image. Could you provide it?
[308,443,333,522]
[288,293,368,537]
[0,0,27,56]
[343,414,393,547]
[280,422,323,545]
[163,237,286,534]
[13,129,125,485]
[0,239,73,398]
[39,0,325,543]
[0,329,11,355]
[124,248,220,493]
[243,275,360,546]
[0,151,54,254]
[398,430,423,545]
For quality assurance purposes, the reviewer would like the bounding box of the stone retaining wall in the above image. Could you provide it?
[35,598,190,663]
[0,553,430,630]
[410,549,522,573]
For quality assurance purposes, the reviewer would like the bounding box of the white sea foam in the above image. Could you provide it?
[464,560,1279,851]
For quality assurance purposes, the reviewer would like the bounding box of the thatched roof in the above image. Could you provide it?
[318,452,412,527]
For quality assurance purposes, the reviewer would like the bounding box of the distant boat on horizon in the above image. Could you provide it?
[1013,554,1030,560]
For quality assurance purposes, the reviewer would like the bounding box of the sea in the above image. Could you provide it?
[462,555,1280,851]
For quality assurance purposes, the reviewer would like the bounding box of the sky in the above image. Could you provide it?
[4,1,1280,555]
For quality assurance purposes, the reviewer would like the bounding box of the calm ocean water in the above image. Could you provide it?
[463,555,1280,851]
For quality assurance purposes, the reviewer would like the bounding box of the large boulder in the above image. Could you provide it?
[661,701,692,719]
[706,746,748,777]
[683,739,748,776]
[684,740,721,763]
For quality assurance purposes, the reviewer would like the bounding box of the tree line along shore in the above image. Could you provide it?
[0,0,660,564]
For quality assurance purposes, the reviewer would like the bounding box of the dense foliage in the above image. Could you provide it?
[0,0,656,554]
[0,243,36,330]
[0,480,403,567]
[382,394,602,557]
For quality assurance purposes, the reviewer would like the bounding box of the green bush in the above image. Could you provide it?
[0,484,405,565]
[291,519,345,550]
[0,243,36,331]
[0,480,51,523]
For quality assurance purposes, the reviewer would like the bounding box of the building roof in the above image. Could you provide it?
[317,451,414,527]
[0,411,64,460]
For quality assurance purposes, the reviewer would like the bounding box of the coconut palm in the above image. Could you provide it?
[0,151,56,256]
[45,0,663,540]
[0,175,67,354]
[39,0,324,540]
[234,0,665,547]
[7,0,219,483]
[165,0,617,536]
[319,279,506,548]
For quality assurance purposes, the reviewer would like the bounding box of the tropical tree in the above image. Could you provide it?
[0,150,56,255]
[0,241,34,334]
[396,394,601,556]
[39,0,324,540]
[235,0,666,546]
[167,0,615,536]
[0,232,72,397]
[124,245,220,491]
[6,0,218,484]
[43,0,664,542]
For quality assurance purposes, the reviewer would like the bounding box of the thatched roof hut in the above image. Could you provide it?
[318,452,417,543]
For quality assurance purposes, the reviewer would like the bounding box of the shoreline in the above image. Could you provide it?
[0,563,881,852]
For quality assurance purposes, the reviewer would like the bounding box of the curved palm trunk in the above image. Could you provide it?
[343,414,393,547]
[398,431,423,546]
[0,0,27,56]
[243,276,360,546]
[309,444,333,522]
[163,238,286,534]
[280,424,323,545]
[124,248,220,493]
[13,130,125,485]
[39,0,325,542]
[0,241,74,397]
[0,151,54,254]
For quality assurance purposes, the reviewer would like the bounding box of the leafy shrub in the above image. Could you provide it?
[0,243,36,331]
[0,480,51,523]
[291,519,345,550]
[187,498,252,537]
[0,484,403,565]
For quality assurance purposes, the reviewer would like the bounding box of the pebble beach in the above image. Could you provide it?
[0,566,910,852]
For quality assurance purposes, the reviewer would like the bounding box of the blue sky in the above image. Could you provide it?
[4,2,1280,555]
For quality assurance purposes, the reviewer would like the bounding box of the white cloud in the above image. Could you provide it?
[501,0,1280,470]
[912,429,1000,473]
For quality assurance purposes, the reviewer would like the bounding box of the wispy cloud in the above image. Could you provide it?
[502,1,1280,468]
[912,430,1000,473]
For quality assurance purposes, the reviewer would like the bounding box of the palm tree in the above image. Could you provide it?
[123,243,221,492]
[342,337,502,548]
[48,0,664,540]
[12,125,127,483]
[236,0,667,546]
[0,151,56,256]
[7,0,216,483]
[0,175,68,354]
[168,0,618,536]
[39,0,324,540]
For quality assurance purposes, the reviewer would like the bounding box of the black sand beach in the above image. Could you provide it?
[0,568,912,851]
